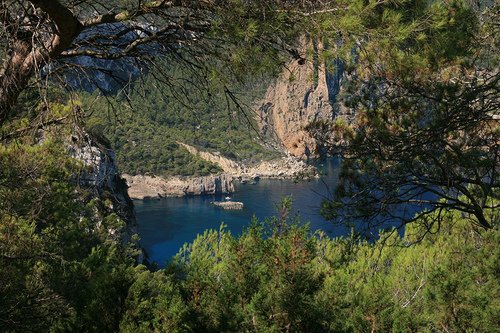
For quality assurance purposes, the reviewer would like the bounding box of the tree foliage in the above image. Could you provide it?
[1,1,499,332]
[119,199,499,332]
[0,136,138,332]
[0,0,321,123]
[307,0,499,232]
[2,189,498,331]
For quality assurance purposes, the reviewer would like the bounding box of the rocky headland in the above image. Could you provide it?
[178,142,317,180]
[122,143,317,200]
[257,39,354,159]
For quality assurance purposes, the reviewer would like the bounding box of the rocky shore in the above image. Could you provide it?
[212,201,244,210]
[177,142,317,179]
[243,155,317,179]
[123,143,318,200]
[122,174,234,200]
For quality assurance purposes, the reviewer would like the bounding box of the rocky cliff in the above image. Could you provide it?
[122,173,234,200]
[68,131,139,248]
[258,40,353,159]
[244,155,317,179]
[123,143,317,200]
[178,142,317,179]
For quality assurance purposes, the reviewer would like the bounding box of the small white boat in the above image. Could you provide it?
[225,196,232,201]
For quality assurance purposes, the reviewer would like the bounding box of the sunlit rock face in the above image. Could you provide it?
[258,40,353,159]
[122,174,235,200]
[69,138,118,188]
[68,132,139,254]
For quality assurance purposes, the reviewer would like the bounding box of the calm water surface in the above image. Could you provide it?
[135,159,354,266]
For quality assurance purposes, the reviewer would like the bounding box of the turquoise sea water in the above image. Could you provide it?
[135,159,359,266]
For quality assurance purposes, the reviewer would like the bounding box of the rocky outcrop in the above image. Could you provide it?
[212,201,244,210]
[122,174,234,200]
[245,155,317,179]
[121,152,317,199]
[257,39,353,159]
[121,140,318,200]
[178,141,317,180]
[177,142,243,174]
[69,136,118,189]
[68,132,139,252]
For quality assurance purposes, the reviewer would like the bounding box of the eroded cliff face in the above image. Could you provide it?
[177,142,243,174]
[122,174,234,200]
[258,40,353,159]
[68,132,139,247]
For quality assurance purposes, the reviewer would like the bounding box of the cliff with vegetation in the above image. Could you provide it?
[84,65,279,181]
[0,114,142,331]
[1,0,497,331]
[83,61,325,198]
[178,142,317,178]
[123,142,316,199]
[68,131,139,244]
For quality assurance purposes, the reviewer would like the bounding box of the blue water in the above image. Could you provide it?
[135,159,351,266]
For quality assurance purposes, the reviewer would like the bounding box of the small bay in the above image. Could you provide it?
[135,158,353,266]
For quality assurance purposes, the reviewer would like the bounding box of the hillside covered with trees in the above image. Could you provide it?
[0,0,498,332]
[83,63,279,177]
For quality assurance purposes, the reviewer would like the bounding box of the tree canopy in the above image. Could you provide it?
[307,0,499,233]
[1,1,499,331]
[0,0,321,122]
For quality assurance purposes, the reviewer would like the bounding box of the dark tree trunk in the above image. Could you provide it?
[0,0,82,124]
[0,41,34,122]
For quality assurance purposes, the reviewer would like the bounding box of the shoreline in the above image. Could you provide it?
[123,156,318,200]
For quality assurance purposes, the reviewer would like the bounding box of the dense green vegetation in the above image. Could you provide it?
[307,0,499,230]
[121,198,499,332]
[83,62,280,177]
[0,0,498,332]
[2,184,498,332]
[0,134,138,332]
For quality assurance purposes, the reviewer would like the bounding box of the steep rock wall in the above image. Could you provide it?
[258,40,353,159]
[68,132,139,248]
